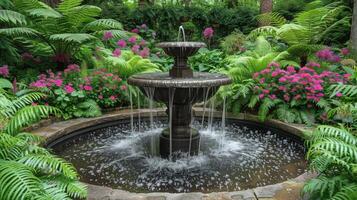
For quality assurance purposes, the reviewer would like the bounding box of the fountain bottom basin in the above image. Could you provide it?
[48,117,306,193]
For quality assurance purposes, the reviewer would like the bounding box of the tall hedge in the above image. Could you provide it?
[101,4,258,42]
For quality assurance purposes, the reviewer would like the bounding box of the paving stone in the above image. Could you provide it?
[230,189,257,200]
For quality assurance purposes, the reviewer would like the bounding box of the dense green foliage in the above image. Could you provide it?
[99,4,258,43]
[0,79,86,200]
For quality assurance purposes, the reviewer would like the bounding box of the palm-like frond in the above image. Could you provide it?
[0,27,38,37]
[256,12,287,27]
[41,175,87,199]
[27,8,62,18]
[330,84,357,98]
[0,9,27,25]
[4,105,61,135]
[0,160,44,200]
[83,19,123,31]
[18,154,78,179]
[330,184,357,200]
[57,0,83,13]
[50,33,97,44]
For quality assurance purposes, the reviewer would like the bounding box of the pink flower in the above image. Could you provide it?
[268,62,280,68]
[112,48,121,57]
[341,48,350,55]
[269,94,277,100]
[131,45,140,54]
[203,27,214,39]
[83,85,92,91]
[283,94,290,102]
[259,94,265,99]
[140,40,146,46]
[102,31,113,41]
[117,39,127,48]
[139,47,150,58]
[286,66,296,73]
[262,89,270,94]
[336,92,343,97]
[343,74,351,79]
[109,95,117,101]
[131,28,139,33]
[53,79,63,87]
[64,64,80,73]
[64,85,74,93]
[31,80,46,88]
[140,24,147,29]
[259,78,265,84]
[306,62,320,68]
[120,85,127,91]
[278,77,287,83]
[128,36,137,43]
[98,95,103,99]
[253,72,259,79]
[31,102,38,106]
[0,65,10,77]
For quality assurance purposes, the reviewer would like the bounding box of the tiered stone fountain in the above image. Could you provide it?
[128,41,231,158]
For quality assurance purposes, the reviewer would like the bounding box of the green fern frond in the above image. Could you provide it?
[247,26,278,40]
[0,27,38,37]
[18,154,78,179]
[41,175,87,199]
[27,8,62,18]
[0,160,44,200]
[256,12,287,27]
[330,84,357,98]
[330,184,357,200]
[83,19,123,31]
[40,183,71,200]
[4,105,61,135]
[276,104,296,123]
[50,33,97,44]
[312,126,357,146]
[0,9,27,25]
[57,0,83,13]
[303,175,349,199]
[258,98,281,121]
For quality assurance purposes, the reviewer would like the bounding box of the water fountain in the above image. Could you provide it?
[128,27,231,158]
[44,27,307,195]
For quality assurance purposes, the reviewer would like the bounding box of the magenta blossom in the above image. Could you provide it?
[336,92,343,97]
[139,40,146,46]
[140,24,147,29]
[131,45,140,54]
[83,85,93,91]
[203,27,214,39]
[102,31,113,41]
[112,48,121,57]
[52,79,63,87]
[120,85,127,91]
[341,48,350,55]
[131,28,139,34]
[64,85,74,93]
[0,65,10,77]
[139,47,150,58]
[109,95,117,101]
[128,36,137,44]
[117,39,127,48]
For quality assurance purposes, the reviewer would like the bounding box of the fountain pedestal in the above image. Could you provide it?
[128,42,231,159]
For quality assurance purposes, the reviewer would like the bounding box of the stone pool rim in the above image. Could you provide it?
[31,108,315,200]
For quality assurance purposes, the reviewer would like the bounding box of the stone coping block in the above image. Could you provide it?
[31,108,314,200]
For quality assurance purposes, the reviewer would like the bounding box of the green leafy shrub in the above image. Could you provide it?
[30,64,103,119]
[188,48,227,72]
[220,31,246,54]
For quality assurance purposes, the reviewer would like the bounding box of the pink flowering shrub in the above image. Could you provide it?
[203,27,214,39]
[30,65,128,119]
[0,65,10,77]
[87,68,127,108]
[251,62,350,123]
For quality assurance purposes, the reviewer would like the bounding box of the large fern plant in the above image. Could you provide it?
[249,1,351,65]
[0,0,130,66]
[303,126,357,200]
[0,78,87,199]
